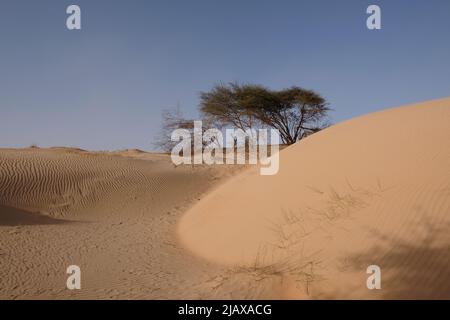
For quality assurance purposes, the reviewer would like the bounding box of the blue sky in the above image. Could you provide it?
[1,0,449,150]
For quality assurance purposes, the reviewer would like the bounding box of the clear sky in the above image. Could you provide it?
[1,0,449,151]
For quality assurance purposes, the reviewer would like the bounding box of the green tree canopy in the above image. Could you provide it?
[200,82,330,145]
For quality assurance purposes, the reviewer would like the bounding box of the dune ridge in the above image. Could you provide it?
[1,98,449,299]
[178,97,450,299]
[0,149,152,219]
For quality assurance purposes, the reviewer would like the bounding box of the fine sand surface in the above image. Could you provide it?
[1,98,449,299]
[0,148,253,299]
[179,97,450,299]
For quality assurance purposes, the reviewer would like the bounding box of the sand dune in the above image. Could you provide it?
[178,98,450,299]
[0,148,249,299]
[0,149,155,219]
[1,98,449,299]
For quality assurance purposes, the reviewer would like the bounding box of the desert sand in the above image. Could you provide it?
[1,98,449,299]
[0,148,250,299]
[179,97,450,299]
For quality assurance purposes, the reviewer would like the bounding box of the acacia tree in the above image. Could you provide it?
[255,86,330,144]
[154,106,218,153]
[153,107,192,152]
[199,82,264,132]
[200,83,330,145]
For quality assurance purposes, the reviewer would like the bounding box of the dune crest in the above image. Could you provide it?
[178,98,450,299]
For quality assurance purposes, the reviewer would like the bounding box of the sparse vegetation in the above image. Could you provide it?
[153,106,217,153]
[155,82,331,151]
[200,82,331,145]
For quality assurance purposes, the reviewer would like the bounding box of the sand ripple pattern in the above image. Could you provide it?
[0,149,151,218]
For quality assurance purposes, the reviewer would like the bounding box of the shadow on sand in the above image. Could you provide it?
[346,219,450,299]
[0,204,68,226]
